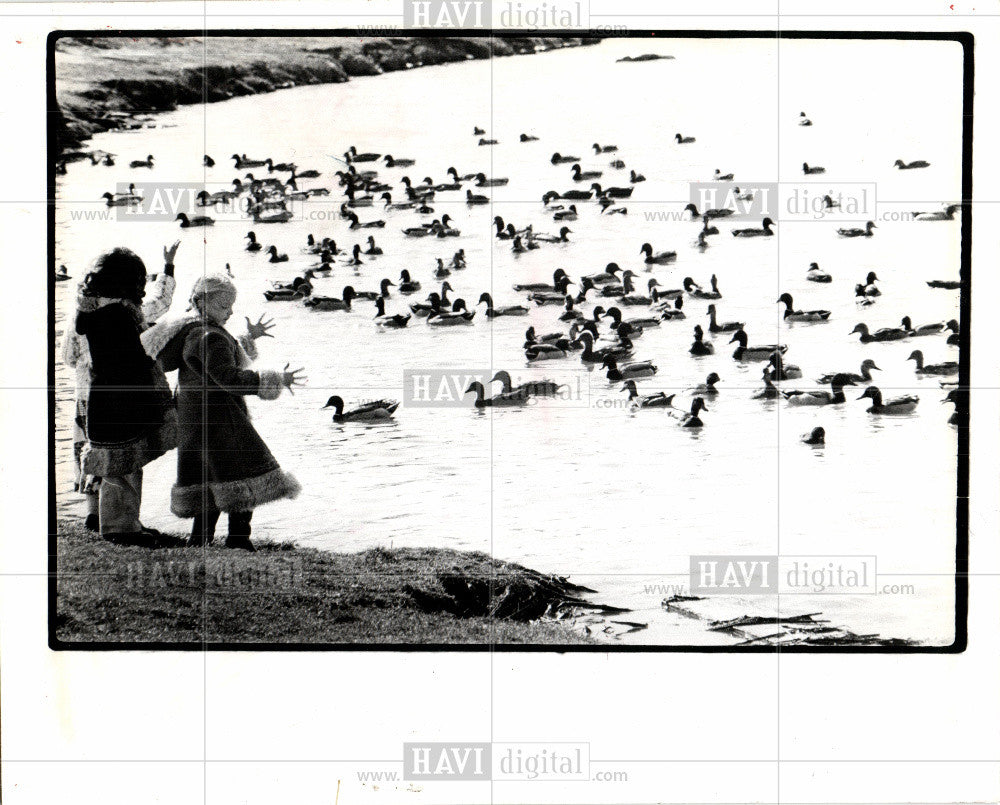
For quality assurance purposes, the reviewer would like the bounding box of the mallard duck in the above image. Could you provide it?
[609,160,626,170]
[553,205,578,221]
[707,303,743,333]
[603,356,658,382]
[544,189,593,203]
[355,278,395,301]
[894,159,930,170]
[620,380,676,409]
[806,262,831,283]
[679,397,709,427]
[913,204,959,221]
[265,245,289,263]
[942,389,962,425]
[675,133,695,144]
[838,221,876,238]
[732,218,775,237]
[427,299,475,326]
[520,133,539,142]
[575,331,632,363]
[858,386,919,414]
[465,381,526,408]
[802,427,825,445]
[783,373,855,405]
[851,323,907,343]
[593,143,618,153]
[525,339,572,361]
[590,182,633,199]
[101,191,141,207]
[691,373,721,396]
[478,138,499,146]
[202,154,215,167]
[768,351,802,381]
[731,329,787,361]
[473,126,486,135]
[304,286,356,312]
[798,112,812,126]
[700,216,719,236]
[324,395,399,422]
[396,270,421,295]
[264,158,296,173]
[491,370,560,398]
[927,280,962,290]
[373,297,410,328]
[683,202,733,220]
[512,236,540,253]
[55,265,72,282]
[616,278,662,306]
[753,367,781,399]
[254,207,294,224]
[630,170,646,183]
[466,190,490,205]
[345,146,381,163]
[821,195,840,210]
[513,269,568,293]
[603,305,660,329]
[383,154,415,168]
[532,226,573,243]
[523,327,566,347]
[659,297,687,321]
[528,277,575,305]
[818,359,881,385]
[907,350,959,376]
[714,169,734,181]
[855,272,881,297]
[346,211,386,229]
[232,154,267,169]
[263,279,311,301]
[945,319,961,345]
[478,292,529,317]
[175,212,214,228]
[684,276,722,300]
[640,242,677,265]
[802,162,826,175]
[129,154,154,169]
[777,293,831,322]
[897,316,943,337]
[571,164,602,181]
[551,152,581,164]
[689,325,714,356]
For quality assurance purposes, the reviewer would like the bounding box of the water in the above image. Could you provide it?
[55,37,962,645]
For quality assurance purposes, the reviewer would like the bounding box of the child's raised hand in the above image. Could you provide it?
[245,314,275,340]
[282,363,307,395]
[163,240,181,264]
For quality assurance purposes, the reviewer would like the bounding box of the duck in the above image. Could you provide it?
[838,221,877,238]
[798,112,813,126]
[427,299,475,326]
[821,195,840,209]
[478,138,499,146]
[324,395,399,422]
[732,217,775,237]
[409,293,444,318]
[520,133,539,142]
[101,191,141,207]
[253,207,294,224]
[345,146,381,163]
[513,269,568,293]
[304,286,356,312]
[900,316,944,336]
[583,263,622,286]
[927,280,962,290]
[175,212,213,228]
[55,265,72,282]
[855,275,881,300]
[684,203,734,220]
[373,297,410,328]
[818,360,881,385]
[802,162,826,175]
[525,339,572,362]
[475,173,508,187]
[551,152,581,164]
[291,167,321,179]
[629,170,646,183]
[590,182,633,199]
[232,154,267,169]
[684,276,722,300]
[753,367,781,399]
[523,327,566,347]
[346,211,386,229]
[528,277,575,304]
[603,356,658,382]
[850,322,907,343]
[806,262,831,283]
[478,292,529,317]
[782,373,855,406]
[465,190,490,205]
[473,126,486,135]
[691,373,721,396]
[512,236,540,253]
[553,204,578,221]
[768,351,802,381]
[617,278,662,306]
[945,319,961,345]
[894,159,930,170]
[600,198,627,215]
[603,305,660,330]
[803,427,825,445]
[689,325,715,356]
[620,380,676,410]
[714,169,734,181]
[464,381,526,409]
[265,245,289,263]
[202,154,215,167]
[575,331,633,363]
[777,293,831,322]
[433,258,451,278]
[659,297,687,321]
[265,158,296,173]
[942,389,962,425]
[640,242,677,265]
[129,154,154,169]
[571,164,602,181]
[532,226,573,243]
[491,370,561,398]
[707,304,744,333]
[544,188,593,202]
[730,329,787,361]
[907,350,959,376]
[383,154,415,168]
[674,133,696,144]
[699,216,720,236]
[913,204,960,221]
[858,386,919,414]
[196,189,236,206]
[263,278,311,301]
[355,278,395,301]
[678,397,709,427]
[593,143,618,153]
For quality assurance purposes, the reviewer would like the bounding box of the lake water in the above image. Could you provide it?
[55,37,963,645]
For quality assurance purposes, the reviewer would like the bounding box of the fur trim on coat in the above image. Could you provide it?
[257,369,284,401]
[170,467,301,516]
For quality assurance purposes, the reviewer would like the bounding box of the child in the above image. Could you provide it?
[142,273,304,550]
[74,245,180,545]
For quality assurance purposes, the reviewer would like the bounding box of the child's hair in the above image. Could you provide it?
[189,273,238,313]
[81,248,147,303]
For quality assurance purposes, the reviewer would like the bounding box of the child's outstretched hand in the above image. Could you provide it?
[282,363,307,395]
[245,314,275,340]
[163,240,181,264]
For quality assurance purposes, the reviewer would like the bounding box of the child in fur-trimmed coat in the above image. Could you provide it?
[142,273,305,551]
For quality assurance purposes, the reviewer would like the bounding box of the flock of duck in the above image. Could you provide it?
[74,112,964,433]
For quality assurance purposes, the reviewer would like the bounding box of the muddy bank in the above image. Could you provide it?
[54,35,601,156]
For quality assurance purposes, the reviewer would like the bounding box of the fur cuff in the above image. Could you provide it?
[257,370,283,401]
[171,468,301,517]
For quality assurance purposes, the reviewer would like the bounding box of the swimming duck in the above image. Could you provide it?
[818,359,881,385]
[449,249,466,269]
[850,323,907,343]
[640,242,677,265]
[491,370,561,399]
[620,380,676,410]
[373,297,410,328]
[675,133,696,144]
[520,133,539,142]
[513,269,568,293]
[175,212,213,228]
[304,286,356,312]
[345,146,381,163]
[55,265,72,282]
[512,236,540,253]
[291,166,321,179]
[732,218,775,237]
[913,204,960,221]
[617,278,662,306]
[858,386,919,414]
[838,221,877,238]
[464,381,525,408]
[777,293,831,322]
[253,207,294,224]
[354,278,395,301]
[593,143,618,153]
[409,293,444,318]
[528,277,575,304]
[266,245,289,263]
[199,154,214,168]
[699,216,719,236]
[465,190,490,205]
[571,164,602,181]
[525,339,572,361]
[264,158,296,173]
[532,226,573,243]
[475,173,508,187]
[478,292,529,318]
[821,195,840,210]
[599,197,628,215]
[101,191,141,207]
[730,329,787,361]
[262,279,311,301]
[590,182,633,199]
[427,299,475,326]
[927,280,962,290]
[900,316,944,336]
[553,204,578,221]
[544,188,593,202]
[684,276,722,300]
[894,159,930,170]
[798,112,812,126]
[907,350,959,376]
[583,263,622,286]
[945,319,961,345]
[600,270,638,298]
[383,154,415,168]
[434,258,451,278]
[714,169,735,181]
[603,305,660,330]
[690,373,721,396]
[551,152,581,164]
[324,395,399,422]
[679,397,709,427]
[474,126,486,135]
[768,351,802,381]
[689,325,714,356]
[855,272,881,297]
[129,154,154,169]
[942,389,962,425]
[806,262,831,283]
[478,138,499,146]
[629,170,646,183]
[802,162,826,175]
[575,331,633,363]
[706,303,743,333]
[447,167,477,183]
[802,427,825,445]
[232,154,267,169]
[603,356,658,382]
[346,211,386,229]
[753,367,781,399]
[684,203,734,219]
[783,373,855,406]
[556,297,583,321]
[523,327,566,348]
[196,189,237,206]
[659,297,687,321]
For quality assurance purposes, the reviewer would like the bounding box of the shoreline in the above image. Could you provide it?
[54,35,602,157]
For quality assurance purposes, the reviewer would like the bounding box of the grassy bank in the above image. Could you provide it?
[55,520,602,645]
[54,35,601,156]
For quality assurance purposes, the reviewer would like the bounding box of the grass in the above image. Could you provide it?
[54,520,598,646]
